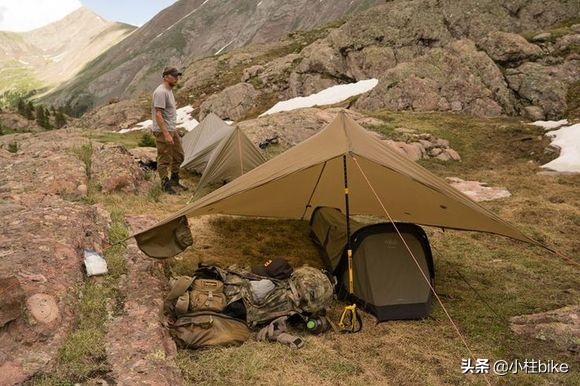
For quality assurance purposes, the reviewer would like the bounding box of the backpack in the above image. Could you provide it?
[171,311,250,349]
[289,266,334,314]
[222,265,334,327]
[165,276,227,317]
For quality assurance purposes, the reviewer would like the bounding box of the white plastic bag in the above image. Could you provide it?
[83,249,108,276]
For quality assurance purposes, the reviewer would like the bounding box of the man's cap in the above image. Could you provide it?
[162,67,182,77]
[251,257,293,280]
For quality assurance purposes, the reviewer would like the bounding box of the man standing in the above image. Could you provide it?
[152,66,188,194]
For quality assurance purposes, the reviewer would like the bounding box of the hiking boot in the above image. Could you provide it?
[170,173,189,191]
[161,177,177,194]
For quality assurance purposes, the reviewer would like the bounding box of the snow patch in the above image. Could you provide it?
[541,123,580,173]
[215,39,235,55]
[51,52,66,63]
[260,79,379,116]
[530,119,568,130]
[120,106,199,134]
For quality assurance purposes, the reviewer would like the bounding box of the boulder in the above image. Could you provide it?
[199,83,261,121]
[237,107,382,148]
[524,106,546,121]
[80,99,148,131]
[510,305,579,353]
[446,177,511,201]
[505,60,579,119]
[92,144,150,193]
[446,148,461,161]
[477,31,543,65]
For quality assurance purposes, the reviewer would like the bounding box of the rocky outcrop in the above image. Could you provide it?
[0,113,43,134]
[0,125,165,383]
[0,129,151,198]
[0,193,110,383]
[79,98,148,131]
[354,40,517,116]
[177,0,578,122]
[105,215,184,385]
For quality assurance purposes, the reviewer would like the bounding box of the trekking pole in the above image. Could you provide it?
[338,154,362,333]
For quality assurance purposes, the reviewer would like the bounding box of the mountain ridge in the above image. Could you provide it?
[0,6,136,101]
[44,0,385,114]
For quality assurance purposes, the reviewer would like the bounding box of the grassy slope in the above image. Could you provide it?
[0,59,44,95]
[79,111,579,385]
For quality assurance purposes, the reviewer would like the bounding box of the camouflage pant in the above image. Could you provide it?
[154,131,184,179]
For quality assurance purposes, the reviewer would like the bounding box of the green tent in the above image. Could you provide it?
[181,113,234,173]
[194,126,266,196]
[310,206,435,320]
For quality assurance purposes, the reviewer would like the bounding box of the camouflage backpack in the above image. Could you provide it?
[224,265,334,327]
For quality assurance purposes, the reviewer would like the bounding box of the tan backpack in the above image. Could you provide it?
[166,276,227,317]
[171,311,250,349]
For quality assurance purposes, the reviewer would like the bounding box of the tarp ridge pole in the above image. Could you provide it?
[338,153,361,333]
[351,155,491,385]
[343,154,354,294]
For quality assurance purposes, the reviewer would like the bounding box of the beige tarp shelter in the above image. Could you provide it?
[135,112,544,259]
[181,113,234,173]
[195,126,266,196]
[310,206,435,320]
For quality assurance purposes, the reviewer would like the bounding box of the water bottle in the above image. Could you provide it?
[306,317,329,334]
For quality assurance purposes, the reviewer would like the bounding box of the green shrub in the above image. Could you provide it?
[138,132,156,147]
[8,141,18,153]
[72,142,94,179]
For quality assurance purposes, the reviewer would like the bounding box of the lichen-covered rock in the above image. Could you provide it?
[506,60,579,120]
[510,305,580,353]
[80,98,148,131]
[477,31,543,65]
[354,39,515,116]
[199,83,261,121]
[92,144,150,193]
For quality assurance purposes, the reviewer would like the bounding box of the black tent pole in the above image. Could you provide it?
[342,154,354,295]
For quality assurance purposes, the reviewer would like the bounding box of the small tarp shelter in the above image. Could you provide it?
[181,113,234,173]
[195,126,266,195]
[133,111,546,307]
[310,207,435,320]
